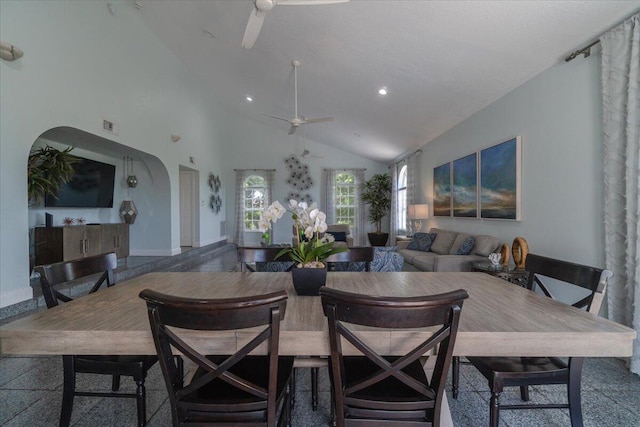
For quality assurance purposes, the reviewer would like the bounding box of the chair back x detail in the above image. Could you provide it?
[320,286,468,426]
[140,289,294,426]
[36,252,117,308]
[525,253,611,314]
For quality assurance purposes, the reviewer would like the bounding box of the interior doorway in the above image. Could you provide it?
[179,166,199,248]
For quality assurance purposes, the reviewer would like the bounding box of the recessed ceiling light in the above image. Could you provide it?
[245,96,253,102]
[203,30,215,38]
[378,87,388,96]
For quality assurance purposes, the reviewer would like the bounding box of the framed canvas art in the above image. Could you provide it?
[480,137,521,220]
[433,162,451,217]
[452,153,478,218]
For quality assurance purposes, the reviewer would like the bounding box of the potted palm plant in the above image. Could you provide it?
[361,173,392,246]
[28,145,77,204]
[27,145,77,273]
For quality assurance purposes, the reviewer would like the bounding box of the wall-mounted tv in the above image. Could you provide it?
[45,156,116,208]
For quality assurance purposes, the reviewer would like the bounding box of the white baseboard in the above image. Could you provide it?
[0,287,33,308]
[195,236,227,247]
[129,248,181,256]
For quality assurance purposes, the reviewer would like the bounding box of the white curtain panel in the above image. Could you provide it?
[233,170,249,245]
[389,163,399,244]
[353,169,366,246]
[324,169,338,224]
[407,154,417,216]
[601,12,640,374]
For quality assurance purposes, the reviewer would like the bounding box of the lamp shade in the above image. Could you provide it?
[408,204,429,219]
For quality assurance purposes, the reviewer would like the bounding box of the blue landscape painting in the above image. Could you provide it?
[480,138,519,220]
[433,163,451,216]
[453,153,477,217]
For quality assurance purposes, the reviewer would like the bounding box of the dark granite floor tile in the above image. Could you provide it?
[70,387,168,427]
[1,389,100,427]
[0,356,48,386]
[582,357,640,392]
[0,389,46,425]
[540,389,640,427]
[1,360,63,391]
[448,390,503,427]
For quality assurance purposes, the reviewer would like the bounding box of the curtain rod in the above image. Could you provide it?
[565,10,639,62]
[323,168,366,171]
[233,169,276,171]
[565,39,600,62]
[392,149,423,166]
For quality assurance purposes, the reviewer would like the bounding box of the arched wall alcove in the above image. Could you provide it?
[28,126,173,257]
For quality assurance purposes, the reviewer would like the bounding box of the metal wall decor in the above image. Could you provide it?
[208,172,221,193]
[208,172,222,213]
[210,194,222,213]
[284,156,313,203]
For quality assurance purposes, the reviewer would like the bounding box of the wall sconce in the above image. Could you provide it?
[171,134,181,143]
[0,41,24,61]
[408,204,429,236]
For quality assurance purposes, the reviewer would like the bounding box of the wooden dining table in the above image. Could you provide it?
[0,271,635,358]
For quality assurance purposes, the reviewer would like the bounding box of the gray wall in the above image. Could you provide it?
[415,50,605,268]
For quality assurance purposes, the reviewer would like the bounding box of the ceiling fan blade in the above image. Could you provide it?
[303,117,334,124]
[288,125,298,135]
[263,113,292,123]
[242,7,266,49]
[278,0,350,5]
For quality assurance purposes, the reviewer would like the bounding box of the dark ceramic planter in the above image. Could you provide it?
[368,232,389,247]
[291,267,327,296]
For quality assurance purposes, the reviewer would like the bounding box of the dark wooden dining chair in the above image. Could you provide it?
[320,286,468,426]
[237,246,295,272]
[325,246,375,272]
[35,252,158,427]
[139,288,294,427]
[464,253,613,427]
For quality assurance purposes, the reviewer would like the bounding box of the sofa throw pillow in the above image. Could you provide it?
[407,233,436,252]
[375,246,398,252]
[472,235,499,257]
[448,233,471,254]
[456,236,475,255]
[329,231,347,242]
[430,229,458,254]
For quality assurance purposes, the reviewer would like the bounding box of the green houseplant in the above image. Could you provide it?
[361,173,392,246]
[27,145,77,273]
[28,145,77,203]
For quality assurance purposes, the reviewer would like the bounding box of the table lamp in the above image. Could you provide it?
[408,204,429,236]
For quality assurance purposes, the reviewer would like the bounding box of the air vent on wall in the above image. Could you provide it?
[102,119,119,135]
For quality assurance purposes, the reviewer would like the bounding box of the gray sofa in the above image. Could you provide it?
[397,227,501,272]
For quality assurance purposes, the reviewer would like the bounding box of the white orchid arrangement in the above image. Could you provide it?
[258,199,347,268]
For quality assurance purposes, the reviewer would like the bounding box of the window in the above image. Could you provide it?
[243,175,267,231]
[397,165,408,233]
[334,172,356,227]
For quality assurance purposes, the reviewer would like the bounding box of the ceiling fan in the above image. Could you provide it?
[264,60,334,135]
[242,0,350,49]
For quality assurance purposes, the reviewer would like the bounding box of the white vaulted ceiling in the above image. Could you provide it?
[133,0,639,163]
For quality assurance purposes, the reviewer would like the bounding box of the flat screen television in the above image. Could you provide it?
[45,156,116,208]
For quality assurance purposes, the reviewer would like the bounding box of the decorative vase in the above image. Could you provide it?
[368,232,389,247]
[291,267,327,296]
[512,237,529,270]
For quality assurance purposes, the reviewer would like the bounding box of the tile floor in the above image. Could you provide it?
[1,251,639,426]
